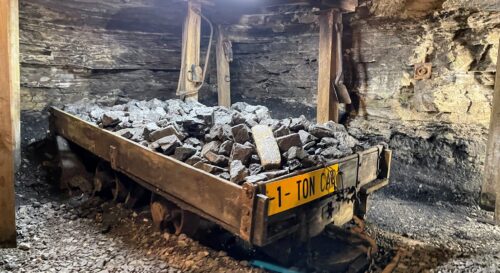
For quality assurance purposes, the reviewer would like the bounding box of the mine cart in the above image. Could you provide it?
[50,107,391,247]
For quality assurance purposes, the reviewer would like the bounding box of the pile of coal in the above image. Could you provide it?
[64,99,369,184]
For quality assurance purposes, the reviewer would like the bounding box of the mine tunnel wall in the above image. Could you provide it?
[19,0,499,203]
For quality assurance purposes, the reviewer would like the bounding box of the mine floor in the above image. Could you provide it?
[1,142,499,273]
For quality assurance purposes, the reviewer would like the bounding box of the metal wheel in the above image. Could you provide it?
[112,174,129,203]
[93,161,114,197]
[150,194,200,236]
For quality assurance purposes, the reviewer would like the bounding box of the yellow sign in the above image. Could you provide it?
[266,164,339,216]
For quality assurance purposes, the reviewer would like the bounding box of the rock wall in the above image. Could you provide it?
[19,0,188,111]
[19,0,499,203]
[222,1,498,203]
[345,1,498,204]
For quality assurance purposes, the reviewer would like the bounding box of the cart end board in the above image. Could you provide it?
[254,146,388,245]
[263,146,383,216]
[266,163,339,216]
[49,108,245,235]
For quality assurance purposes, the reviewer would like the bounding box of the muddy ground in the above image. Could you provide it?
[1,113,500,272]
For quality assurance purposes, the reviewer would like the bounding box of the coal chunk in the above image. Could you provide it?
[261,169,288,180]
[303,141,315,150]
[289,115,309,131]
[141,122,157,139]
[286,146,308,160]
[245,174,267,183]
[173,145,197,162]
[219,140,234,156]
[206,124,232,142]
[193,161,227,174]
[273,125,291,138]
[230,160,249,184]
[288,159,302,171]
[231,111,246,125]
[308,124,335,138]
[149,125,185,142]
[298,130,317,145]
[185,155,202,166]
[250,154,260,164]
[213,108,232,125]
[301,155,321,168]
[255,107,271,121]
[156,135,182,155]
[102,111,125,127]
[276,133,302,153]
[320,146,346,159]
[248,163,263,175]
[219,172,231,180]
[231,124,251,144]
[230,143,253,165]
[201,141,221,157]
[185,137,202,147]
[320,137,339,146]
[204,151,229,167]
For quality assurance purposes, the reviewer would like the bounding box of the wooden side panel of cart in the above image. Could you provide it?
[50,107,251,236]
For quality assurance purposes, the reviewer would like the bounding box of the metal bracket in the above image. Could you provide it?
[414,63,432,80]
[239,182,257,242]
[223,39,233,62]
[109,145,118,170]
[355,152,363,185]
[188,64,203,83]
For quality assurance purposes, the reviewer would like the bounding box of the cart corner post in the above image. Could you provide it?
[0,0,20,248]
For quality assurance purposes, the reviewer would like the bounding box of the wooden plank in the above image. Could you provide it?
[50,108,244,233]
[209,0,358,12]
[317,9,339,123]
[10,0,20,168]
[0,0,19,248]
[216,25,231,107]
[177,0,201,101]
[481,42,500,217]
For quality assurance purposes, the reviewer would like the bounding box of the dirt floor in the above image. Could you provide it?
[1,116,500,272]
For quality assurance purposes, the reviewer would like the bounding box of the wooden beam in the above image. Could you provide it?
[481,42,500,214]
[216,25,231,107]
[316,9,339,123]
[208,0,358,12]
[177,0,202,102]
[481,41,500,222]
[0,0,19,248]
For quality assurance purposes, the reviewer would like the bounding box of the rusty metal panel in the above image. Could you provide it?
[239,183,257,242]
[357,148,381,186]
[50,108,243,233]
[251,194,269,246]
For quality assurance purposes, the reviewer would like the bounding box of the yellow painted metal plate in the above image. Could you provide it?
[266,164,339,216]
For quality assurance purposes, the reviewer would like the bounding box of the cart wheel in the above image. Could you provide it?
[112,174,130,203]
[93,161,114,198]
[150,194,200,236]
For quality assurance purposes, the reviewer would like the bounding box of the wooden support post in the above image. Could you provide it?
[216,25,231,107]
[481,42,500,222]
[0,0,20,248]
[177,0,201,102]
[317,9,340,123]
